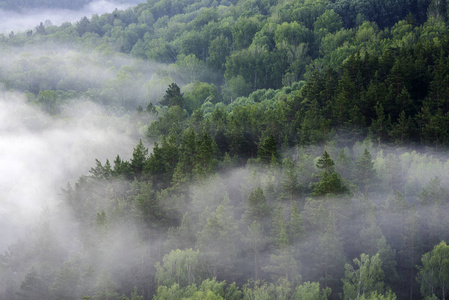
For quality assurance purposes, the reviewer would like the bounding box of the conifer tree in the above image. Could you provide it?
[355,149,377,193]
[130,139,148,180]
[264,205,298,282]
[288,202,304,247]
[160,83,184,108]
[243,221,266,281]
[243,187,271,228]
[312,151,349,197]
[317,212,345,295]
[258,134,279,164]
[280,158,301,203]
[316,150,335,172]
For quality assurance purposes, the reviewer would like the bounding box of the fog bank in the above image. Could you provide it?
[0,0,144,34]
[0,90,137,251]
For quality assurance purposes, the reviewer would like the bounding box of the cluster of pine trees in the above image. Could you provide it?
[4,133,448,299]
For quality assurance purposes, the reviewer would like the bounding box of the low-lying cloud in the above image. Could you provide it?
[0,43,171,109]
[0,90,137,251]
[0,0,144,34]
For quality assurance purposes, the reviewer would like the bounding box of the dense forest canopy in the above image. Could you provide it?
[2,0,449,299]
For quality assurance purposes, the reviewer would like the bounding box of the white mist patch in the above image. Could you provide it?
[0,44,168,108]
[0,0,143,34]
[0,91,136,251]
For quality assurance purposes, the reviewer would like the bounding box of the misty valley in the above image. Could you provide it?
[2,0,449,299]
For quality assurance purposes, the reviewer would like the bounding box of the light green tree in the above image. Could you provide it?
[417,241,449,300]
[242,279,292,300]
[293,281,331,300]
[155,249,202,288]
[358,290,397,300]
[342,253,385,300]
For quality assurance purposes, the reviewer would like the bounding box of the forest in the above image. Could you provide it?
[2,0,449,299]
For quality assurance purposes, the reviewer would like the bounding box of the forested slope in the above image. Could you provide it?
[2,0,449,299]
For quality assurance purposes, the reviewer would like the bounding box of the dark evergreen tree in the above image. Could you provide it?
[312,151,349,197]
[130,139,148,180]
[258,134,279,164]
[160,83,184,108]
[243,187,271,229]
[355,149,377,193]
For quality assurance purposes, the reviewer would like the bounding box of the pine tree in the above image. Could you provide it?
[160,83,184,108]
[418,177,448,249]
[145,135,179,190]
[258,134,279,164]
[262,205,299,283]
[355,149,377,194]
[130,139,148,180]
[196,204,239,278]
[280,158,301,203]
[316,150,335,172]
[272,205,289,250]
[243,187,271,227]
[243,221,266,281]
[17,268,50,300]
[312,151,349,197]
[389,111,414,144]
[317,213,345,295]
[288,202,304,246]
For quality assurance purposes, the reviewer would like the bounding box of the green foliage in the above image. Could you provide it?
[316,150,335,172]
[242,279,292,300]
[243,187,271,226]
[196,203,239,278]
[146,135,179,190]
[152,278,236,300]
[92,271,120,300]
[314,10,343,34]
[243,221,266,281]
[8,0,449,299]
[358,290,397,300]
[51,262,81,300]
[17,267,50,300]
[342,253,385,300]
[356,149,377,193]
[294,281,330,300]
[160,83,184,108]
[258,134,279,164]
[417,241,449,300]
[183,81,219,113]
[312,151,349,197]
[130,139,149,180]
[155,249,203,287]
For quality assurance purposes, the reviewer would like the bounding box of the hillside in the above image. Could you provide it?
[1,0,449,299]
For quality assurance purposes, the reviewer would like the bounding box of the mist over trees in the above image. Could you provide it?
[3,0,449,299]
[0,0,142,11]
